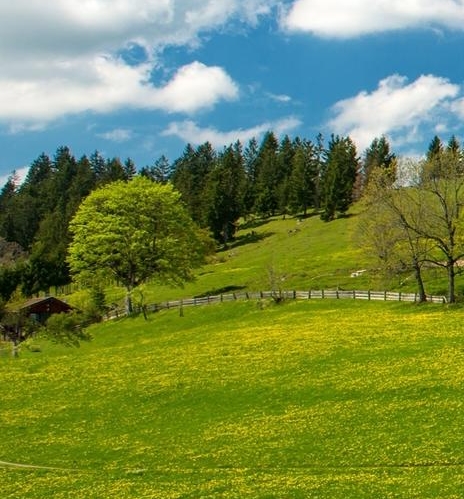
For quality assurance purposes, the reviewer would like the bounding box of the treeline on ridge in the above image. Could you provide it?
[0,131,396,300]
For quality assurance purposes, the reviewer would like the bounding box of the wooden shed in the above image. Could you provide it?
[20,296,73,324]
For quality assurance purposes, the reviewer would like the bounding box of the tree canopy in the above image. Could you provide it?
[67,177,212,313]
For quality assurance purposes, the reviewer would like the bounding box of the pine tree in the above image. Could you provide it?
[288,139,319,216]
[320,135,359,221]
[276,135,296,215]
[242,137,260,218]
[205,144,245,244]
[123,158,137,180]
[141,155,172,183]
[254,131,279,216]
[426,135,443,161]
[171,143,215,226]
[361,136,396,195]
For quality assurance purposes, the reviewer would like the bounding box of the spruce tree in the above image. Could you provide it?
[320,135,359,221]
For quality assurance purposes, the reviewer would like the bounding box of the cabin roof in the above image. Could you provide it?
[19,296,73,313]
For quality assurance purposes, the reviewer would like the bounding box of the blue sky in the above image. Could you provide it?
[3,0,464,185]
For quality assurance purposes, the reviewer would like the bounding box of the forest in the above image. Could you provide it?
[0,130,457,305]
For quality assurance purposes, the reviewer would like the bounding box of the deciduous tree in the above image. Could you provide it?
[67,177,213,314]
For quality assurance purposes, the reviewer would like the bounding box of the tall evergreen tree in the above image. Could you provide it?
[90,150,106,182]
[447,135,461,157]
[361,136,396,195]
[320,135,359,221]
[242,137,260,218]
[140,155,172,184]
[205,144,245,244]
[0,173,18,243]
[254,131,279,216]
[123,158,137,180]
[171,142,215,226]
[276,135,296,214]
[426,135,443,161]
[288,139,319,216]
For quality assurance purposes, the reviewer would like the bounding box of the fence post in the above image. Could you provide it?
[353,290,356,299]
[399,291,402,301]
[322,289,325,299]
[368,290,371,300]
[384,290,387,301]
[308,290,311,299]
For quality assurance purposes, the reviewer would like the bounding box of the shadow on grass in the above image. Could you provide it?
[194,285,246,298]
[239,218,273,231]
[219,231,275,252]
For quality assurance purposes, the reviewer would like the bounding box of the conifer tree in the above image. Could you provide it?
[320,135,359,221]
[205,143,245,244]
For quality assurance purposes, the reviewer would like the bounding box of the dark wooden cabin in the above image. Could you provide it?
[20,296,73,324]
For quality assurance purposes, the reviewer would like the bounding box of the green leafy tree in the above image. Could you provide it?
[67,177,213,314]
[44,312,92,348]
[357,166,431,301]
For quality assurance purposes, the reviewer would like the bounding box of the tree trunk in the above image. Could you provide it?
[413,260,427,302]
[447,260,456,303]
[125,292,133,315]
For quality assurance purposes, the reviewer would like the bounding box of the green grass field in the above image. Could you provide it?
[2,298,464,498]
[71,209,453,312]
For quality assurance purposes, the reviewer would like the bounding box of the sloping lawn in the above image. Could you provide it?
[1,299,464,498]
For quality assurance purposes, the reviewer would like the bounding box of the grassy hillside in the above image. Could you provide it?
[71,208,453,311]
[2,299,464,497]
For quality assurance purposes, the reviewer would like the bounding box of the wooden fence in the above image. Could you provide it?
[105,289,447,320]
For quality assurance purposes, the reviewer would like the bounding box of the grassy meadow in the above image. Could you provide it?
[78,208,453,311]
[2,210,464,498]
[2,298,464,498]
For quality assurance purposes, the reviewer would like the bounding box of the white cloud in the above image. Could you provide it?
[282,0,464,38]
[1,1,277,60]
[328,74,460,151]
[98,128,133,142]
[0,1,273,126]
[153,62,238,113]
[267,92,292,103]
[162,117,302,147]
[0,59,238,124]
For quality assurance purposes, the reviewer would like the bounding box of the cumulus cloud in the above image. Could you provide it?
[328,74,460,151]
[153,62,238,113]
[162,117,302,147]
[282,0,464,38]
[0,59,238,124]
[0,1,272,125]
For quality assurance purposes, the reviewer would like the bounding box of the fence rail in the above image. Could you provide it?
[105,289,447,320]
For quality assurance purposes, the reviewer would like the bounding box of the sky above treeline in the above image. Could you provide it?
[3,0,464,184]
